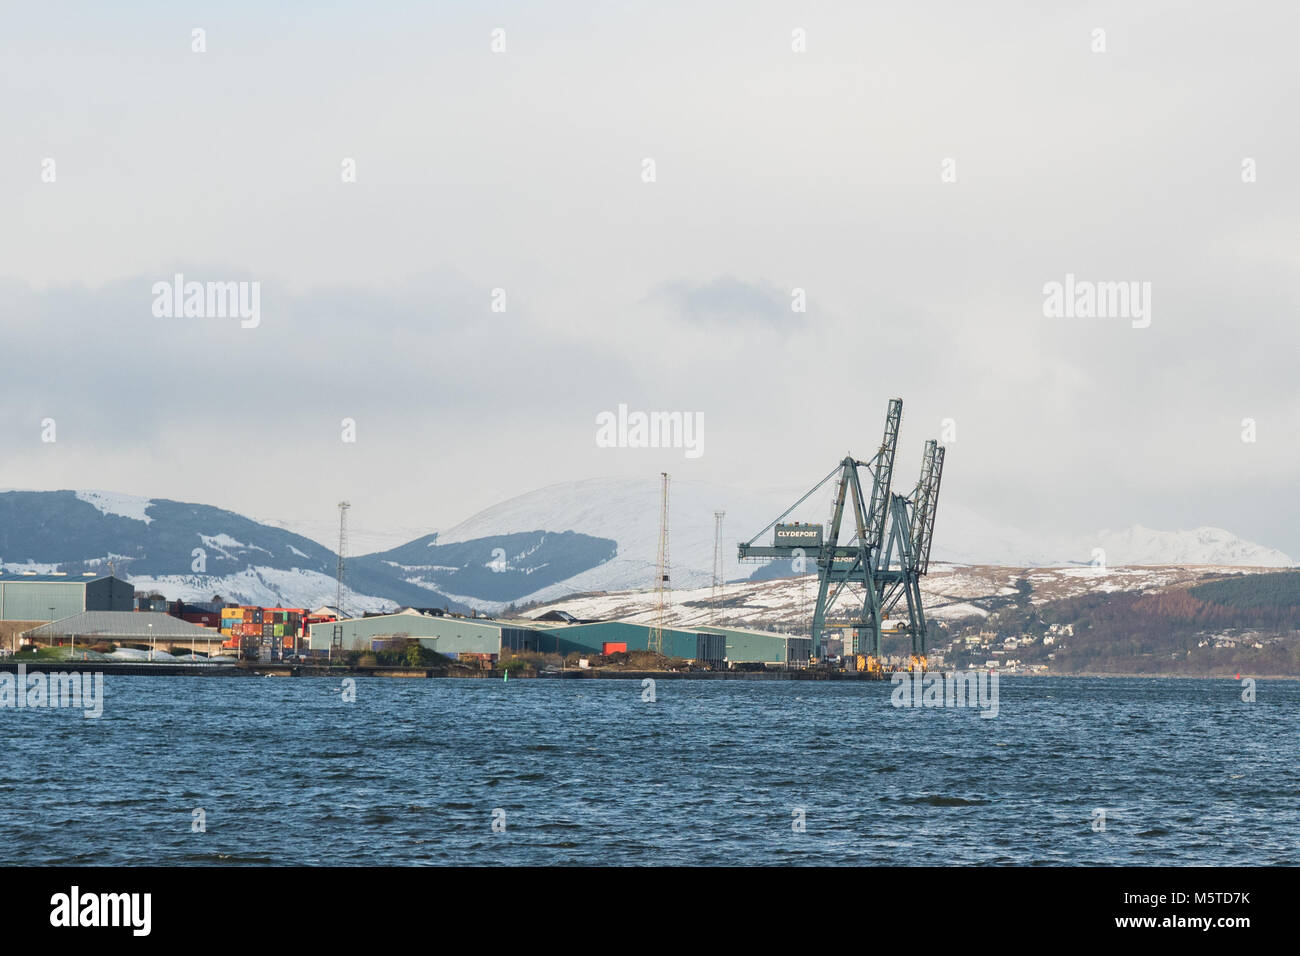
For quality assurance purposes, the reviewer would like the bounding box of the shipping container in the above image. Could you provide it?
[602,642,628,654]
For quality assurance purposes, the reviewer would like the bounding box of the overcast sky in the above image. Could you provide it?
[2,2,1297,556]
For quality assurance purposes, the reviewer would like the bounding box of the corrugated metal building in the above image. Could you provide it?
[695,625,812,665]
[519,619,702,659]
[307,613,806,667]
[0,573,134,621]
[519,620,745,666]
[24,611,223,649]
[306,612,534,658]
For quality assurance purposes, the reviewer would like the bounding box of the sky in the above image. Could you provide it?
[2,1,1298,556]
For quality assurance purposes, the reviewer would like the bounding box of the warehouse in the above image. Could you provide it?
[519,619,725,663]
[23,611,225,654]
[512,621,806,665]
[0,573,134,621]
[520,619,808,666]
[695,625,812,666]
[306,611,541,660]
[306,611,808,668]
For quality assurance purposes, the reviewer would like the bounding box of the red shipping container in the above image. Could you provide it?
[602,642,627,654]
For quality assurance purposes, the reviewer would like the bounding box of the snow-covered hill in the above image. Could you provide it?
[430,477,1293,608]
[0,489,465,613]
[1090,526,1292,568]
[2,481,1290,614]
[255,515,435,558]
[435,476,815,605]
[517,564,1287,634]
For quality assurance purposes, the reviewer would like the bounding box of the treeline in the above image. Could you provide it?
[1050,585,1300,635]
[1042,588,1300,675]
[1188,571,1300,613]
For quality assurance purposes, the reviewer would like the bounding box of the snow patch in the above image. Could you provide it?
[431,478,1293,606]
[127,568,398,615]
[75,490,154,524]
[0,560,61,575]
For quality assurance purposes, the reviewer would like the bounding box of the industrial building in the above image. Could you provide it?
[521,619,807,665]
[0,573,134,621]
[695,626,812,665]
[522,619,726,664]
[308,609,804,667]
[307,610,529,659]
[518,619,807,665]
[22,611,225,653]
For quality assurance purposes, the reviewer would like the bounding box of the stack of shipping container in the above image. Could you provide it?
[219,606,305,659]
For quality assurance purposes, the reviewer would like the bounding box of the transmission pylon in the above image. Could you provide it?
[711,510,726,622]
[335,501,351,619]
[649,473,670,655]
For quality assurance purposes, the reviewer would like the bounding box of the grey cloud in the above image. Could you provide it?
[650,276,800,327]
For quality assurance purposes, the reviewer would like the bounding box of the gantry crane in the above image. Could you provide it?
[876,439,946,669]
[738,398,946,674]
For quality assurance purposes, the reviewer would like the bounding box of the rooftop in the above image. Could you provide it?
[0,573,124,584]
[25,611,222,640]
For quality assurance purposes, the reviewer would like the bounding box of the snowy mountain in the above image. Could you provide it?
[349,530,618,607]
[932,511,1292,569]
[254,515,435,558]
[517,563,1286,634]
[430,477,1293,608]
[1090,526,1292,568]
[0,489,467,613]
[433,476,814,605]
[0,482,1290,615]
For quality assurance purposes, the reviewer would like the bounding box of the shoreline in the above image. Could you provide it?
[2,660,1296,681]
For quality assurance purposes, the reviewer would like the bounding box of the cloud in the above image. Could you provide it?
[650,276,799,327]
[2,2,1298,557]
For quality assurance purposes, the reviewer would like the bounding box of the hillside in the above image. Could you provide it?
[518,565,1300,675]
[350,530,618,605]
[0,483,1293,622]
[969,570,1300,676]
[0,490,464,613]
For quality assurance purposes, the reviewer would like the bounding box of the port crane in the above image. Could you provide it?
[737,398,946,673]
[876,439,946,662]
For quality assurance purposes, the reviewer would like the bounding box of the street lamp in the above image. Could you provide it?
[148,622,154,661]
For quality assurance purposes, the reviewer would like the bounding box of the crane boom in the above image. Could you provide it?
[863,398,902,554]
[914,445,945,575]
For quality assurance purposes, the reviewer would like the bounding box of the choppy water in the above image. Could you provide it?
[2,675,1295,865]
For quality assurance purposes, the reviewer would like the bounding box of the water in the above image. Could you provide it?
[3,675,1296,865]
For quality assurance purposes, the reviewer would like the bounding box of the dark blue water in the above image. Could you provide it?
[3,676,1295,865]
